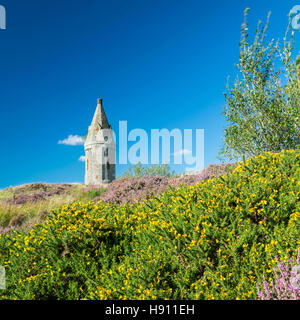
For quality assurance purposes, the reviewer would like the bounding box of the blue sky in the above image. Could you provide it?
[0,0,299,188]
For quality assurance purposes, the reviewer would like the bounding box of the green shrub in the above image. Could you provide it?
[121,163,175,178]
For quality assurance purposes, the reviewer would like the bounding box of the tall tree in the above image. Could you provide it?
[220,8,300,161]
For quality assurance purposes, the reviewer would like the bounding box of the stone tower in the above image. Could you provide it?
[84,98,116,185]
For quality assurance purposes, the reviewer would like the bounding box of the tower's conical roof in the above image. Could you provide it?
[85,98,113,147]
[90,98,110,129]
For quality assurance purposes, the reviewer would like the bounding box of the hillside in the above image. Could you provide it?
[0,163,236,234]
[0,150,299,300]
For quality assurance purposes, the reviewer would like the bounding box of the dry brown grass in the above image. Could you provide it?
[0,183,87,231]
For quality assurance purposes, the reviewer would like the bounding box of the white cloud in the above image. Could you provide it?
[78,155,86,162]
[173,149,192,156]
[58,135,84,146]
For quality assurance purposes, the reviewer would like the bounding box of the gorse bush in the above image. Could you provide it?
[0,150,299,300]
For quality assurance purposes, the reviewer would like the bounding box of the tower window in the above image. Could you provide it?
[104,136,108,142]
[104,148,108,157]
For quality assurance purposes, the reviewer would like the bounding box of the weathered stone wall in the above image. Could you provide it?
[85,142,116,185]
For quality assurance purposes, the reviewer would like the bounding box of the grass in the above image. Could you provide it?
[0,183,91,231]
[0,188,14,200]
